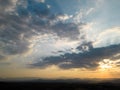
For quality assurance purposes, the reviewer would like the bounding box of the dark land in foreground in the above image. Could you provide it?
[0,79,120,90]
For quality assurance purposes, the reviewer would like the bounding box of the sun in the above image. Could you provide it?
[97,59,120,78]
[98,59,113,71]
[99,62,112,70]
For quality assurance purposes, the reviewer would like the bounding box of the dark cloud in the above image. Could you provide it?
[0,0,85,60]
[17,0,49,18]
[0,0,120,72]
[51,22,81,40]
[31,44,120,69]
[0,0,12,11]
[0,0,45,59]
[0,12,32,56]
[110,54,120,60]
[0,55,5,60]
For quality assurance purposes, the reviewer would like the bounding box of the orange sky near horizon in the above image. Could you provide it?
[0,59,120,79]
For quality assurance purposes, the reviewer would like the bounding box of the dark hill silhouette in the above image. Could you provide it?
[0,78,120,90]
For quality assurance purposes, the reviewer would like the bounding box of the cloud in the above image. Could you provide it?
[51,22,82,40]
[0,55,5,61]
[0,0,86,60]
[0,0,12,11]
[35,0,45,3]
[86,8,95,15]
[0,0,49,60]
[56,14,72,21]
[0,12,32,56]
[27,34,81,63]
[0,0,120,75]
[111,53,120,60]
[0,0,18,12]
[93,27,120,48]
[1,0,119,71]
[31,44,120,69]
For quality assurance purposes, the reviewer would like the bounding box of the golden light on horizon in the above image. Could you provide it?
[98,59,113,71]
[0,59,120,79]
[94,59,120,78]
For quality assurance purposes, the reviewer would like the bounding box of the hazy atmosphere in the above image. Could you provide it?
[0,0,120,80]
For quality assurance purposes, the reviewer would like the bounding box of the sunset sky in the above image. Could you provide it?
[0,0,120,79]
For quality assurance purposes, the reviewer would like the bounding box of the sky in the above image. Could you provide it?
[0,0,120,79]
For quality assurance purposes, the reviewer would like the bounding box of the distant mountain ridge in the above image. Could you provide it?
[1,78,120,84]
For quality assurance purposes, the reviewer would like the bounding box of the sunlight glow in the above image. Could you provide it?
[99,59,113,71]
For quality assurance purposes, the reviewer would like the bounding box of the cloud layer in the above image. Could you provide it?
[0,0,85,60]
[0,0,120,70]
[31,43,120,69]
